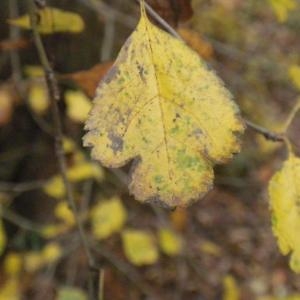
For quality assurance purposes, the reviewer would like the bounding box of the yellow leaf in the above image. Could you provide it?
[4,253,22,277]
[91,197,127,239]
[259,295,300,300]
[65,90,92,123]
[67,162,103,182]
[122,229,158,266]
[55,202,75,226]
[41,223,70,239]
[158,228,182,256]
[24,65,45,78]
[24,251,44,272]
[0,218,6,256]
[84,0,244,208]
[42,242,63,264]
[0,279,20,300]
[8,7,85,34]
[43,162,103,198]
[268,153,300,273]
[57,287,87,300]
[199,240,222,256]
[28,83,49,114]
[288,65,300,90]
[43,175,65,198]
[268,0,297,22]
[223,275,240,300]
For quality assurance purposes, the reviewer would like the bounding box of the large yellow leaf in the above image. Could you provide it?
[84,0,244,207]
[268,154,300,273]
[8,7,84,34]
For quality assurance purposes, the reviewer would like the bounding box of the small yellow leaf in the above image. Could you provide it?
[0,218,6,256]
[42,242,63,264]
[158,228,182,256]
[8,7,85,34]
[55,202,75,226]
[65,90,92,123]
[57,287,87,300]
[259,295,300,300]
[288,65,300,90]
[122,229,159,266]
[43,175,65,198]
[223,275,240,300]
[43,162,103,198]
[199,240,222,256]
[24,251,44,272]
[268,154,300,273]
[4,253,22,277]
[28,83,49,114]
[91,197,127,239]
[0,279,20,300]
[268,0,297,22]
[84,0,244,208]
[24,65,45,78]
[41,223,70,239]
[67,162,103,181]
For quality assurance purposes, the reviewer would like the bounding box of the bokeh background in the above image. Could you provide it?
[0,0,300,299]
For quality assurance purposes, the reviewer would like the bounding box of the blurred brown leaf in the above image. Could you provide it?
[0,85,19,126]
[148,0,193,27]
[178,27,214,60]
[62,62,113,98]
[0,38,30,51]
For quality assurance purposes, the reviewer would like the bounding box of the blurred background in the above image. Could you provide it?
[0,0,300,299]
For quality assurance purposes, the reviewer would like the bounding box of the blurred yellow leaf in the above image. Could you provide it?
[268,153,300,273]
[8,7,85,34]
[24,251,44,272]
[67,162,103,181]
[288,65,300,90]
[43,161,103,198]
[24,65,45,78]
[42,242,63,264]
[268,0,297,22]
[0,278,20,300]
[4,253,22,277]
[43,175,65,198]
[223,275,240,300]
[199,240,222,256]
[55,202,75,226]
[65,90,92,123]
[91,197,127,239]
[84,0,244,208]
[122,229,159,266]
[41,223,70,239]
[28,83,49,115]
[0,218,6,256]
[158,228,182,256]
[259,295,300,300]
[57,287,87,300]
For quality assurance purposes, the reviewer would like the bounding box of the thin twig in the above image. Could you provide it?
[0,206,43,233]
[27,1,99,299]
[282,98,300,132]
[0,180,47,193]
[9,0,22,89]
[244,119,285,142]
